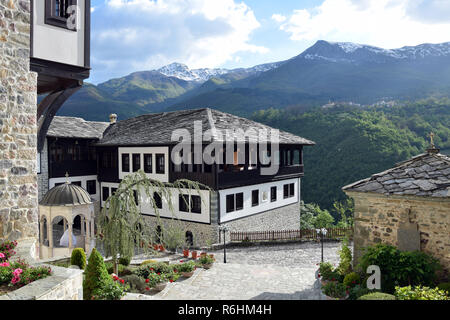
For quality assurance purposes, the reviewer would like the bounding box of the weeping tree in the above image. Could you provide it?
[97,170,208,274]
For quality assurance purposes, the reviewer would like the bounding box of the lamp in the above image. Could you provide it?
[219,225,230,263]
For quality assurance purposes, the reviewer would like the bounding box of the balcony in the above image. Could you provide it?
[218,165,303,189]
[169,172,216,189]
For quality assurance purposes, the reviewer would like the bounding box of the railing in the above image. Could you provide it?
[229,227,353,242]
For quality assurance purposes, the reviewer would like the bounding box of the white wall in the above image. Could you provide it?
[100,182,211,224]
[118,147,169,182]
[49,175,100,201]
[32,0,86,67]
[219,178,300,223]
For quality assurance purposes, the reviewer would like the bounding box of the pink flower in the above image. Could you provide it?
[0,262,10,267]
[0,253,5,259]
[13,268,23,276]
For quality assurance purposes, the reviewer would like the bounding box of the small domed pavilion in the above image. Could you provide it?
[38,178,96,259]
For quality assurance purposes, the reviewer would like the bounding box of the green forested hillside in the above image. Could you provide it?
[253,98,450,210]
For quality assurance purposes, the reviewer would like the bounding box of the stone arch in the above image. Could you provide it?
[51,216,69,248]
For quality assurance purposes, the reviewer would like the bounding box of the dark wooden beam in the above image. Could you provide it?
[37,84,82,152]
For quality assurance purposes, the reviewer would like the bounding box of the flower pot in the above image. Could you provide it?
[183,250,189,258]
[191,251,198,259]
[181,271,194,278]
[202,263,213,269]
[154,282,167,292]
[153,244,158,251]
[159,245,165,252]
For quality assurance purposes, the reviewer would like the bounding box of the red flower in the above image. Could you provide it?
[145,279,149,283]
[318,274,321,278]
[157,272,160,275]
[169,279,173,283]
[332,278,335,281]
[145,287,149,291]
[180,260,184,263]
[174,269,177,273]
[120,279,125,284]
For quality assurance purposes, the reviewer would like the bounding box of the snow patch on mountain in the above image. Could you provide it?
[157,63,228,82]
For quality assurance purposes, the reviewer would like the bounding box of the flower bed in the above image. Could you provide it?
[1,241,52,296]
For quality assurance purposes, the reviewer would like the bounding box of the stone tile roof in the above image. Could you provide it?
[343,151,450,198]
[95,108,315,146]
[47,116,109,140]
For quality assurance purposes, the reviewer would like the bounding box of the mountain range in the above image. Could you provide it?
[58,40,450,121]
[56,40,450,211]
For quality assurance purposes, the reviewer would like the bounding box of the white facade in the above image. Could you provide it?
[118,147,169,182]
[32,0,86,67]
[100,182,211,224]
[49,175,100,201]
[219,178,300,223]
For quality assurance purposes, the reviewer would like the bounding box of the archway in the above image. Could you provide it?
[186,231,194,247]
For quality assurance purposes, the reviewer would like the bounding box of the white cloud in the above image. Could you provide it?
[277,0,450,49]
[271,14,286,23]
[91,0,266,83]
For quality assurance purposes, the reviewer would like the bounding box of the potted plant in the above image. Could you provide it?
[183,249,190,258]
[199,254,215,269]
[322,281,349,300]
[191,250,198,260]
[178,261,196,278]
[145,272,167,292]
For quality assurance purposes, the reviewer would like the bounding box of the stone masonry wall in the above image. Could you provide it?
[350,192,450,276]
[0,0,39,260]
[222,202,300,241]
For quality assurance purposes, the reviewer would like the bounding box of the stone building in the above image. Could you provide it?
[343,145,450,277]
[1,0,91,261]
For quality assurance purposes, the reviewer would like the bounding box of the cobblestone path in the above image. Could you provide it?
[124,241,347,300]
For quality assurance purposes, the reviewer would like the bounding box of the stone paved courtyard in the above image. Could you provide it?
[124,241,347,300]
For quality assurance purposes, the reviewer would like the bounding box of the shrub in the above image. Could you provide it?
[140,259,157,266]
[318,262,334,280]
[322,281,348,299]
[437,282,450,294]
[176,261,196,273]
[348,285,371,300]
[145,272,167,288]
[122,274,147,293]
[0,240,17,261]
[199,254,215,265]
[0,267,12,284]
[357,244,440,293]
[70,248,86,270]
[343,272,361,288]
[358,292,396,300]
[83,248,112,300]
[119,256,131,266]
[91,279,126,300]
[105,262,126,275]
[135,262,172,279]
[337,237,352,276]
[395,285,448,300]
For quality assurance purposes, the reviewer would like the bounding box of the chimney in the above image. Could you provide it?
[109,113,117,124]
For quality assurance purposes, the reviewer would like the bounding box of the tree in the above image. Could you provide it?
[333,197,354,228]
[83,248,111,300]
[97,170,207,274]
[313,206,335,229]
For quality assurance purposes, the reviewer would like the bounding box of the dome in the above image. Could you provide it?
[40,183,92,206]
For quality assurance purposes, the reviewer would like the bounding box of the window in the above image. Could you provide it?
[191,195,201,214]
[284,183,295,198]
[122,154,130,172]
[132,154,141,172]
[252,190,259,207]
[45,0,78,30]
[179,194,189,212]
[72,181,81,187]
[102,187,109,201]
[111,188,117,196]
[156,154,165,174]
[271,186,277,202]
[236,193,244,211]
[226,194,235,213]
[154,192,162,209]
[144,154,152,173]
[227,193,244,213]
[86,180,96,195]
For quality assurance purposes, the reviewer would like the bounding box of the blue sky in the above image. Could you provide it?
[89,0,450,84]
